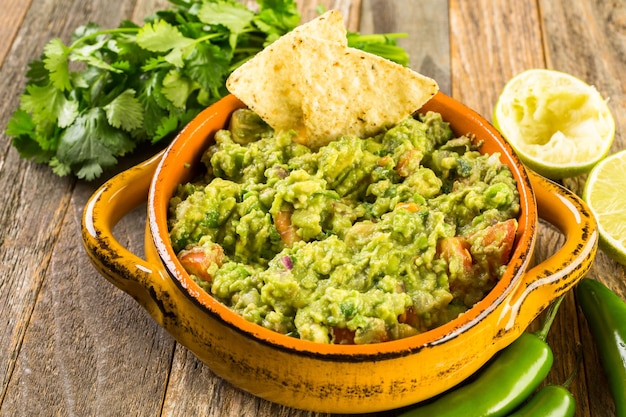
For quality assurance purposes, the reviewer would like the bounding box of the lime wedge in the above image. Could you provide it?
[583,150,626,265]
[493,69,615,179]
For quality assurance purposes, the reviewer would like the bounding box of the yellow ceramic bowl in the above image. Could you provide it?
[82,93,597,414]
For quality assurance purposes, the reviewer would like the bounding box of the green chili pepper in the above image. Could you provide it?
[397,296,563,417]
[508,342,580,417]
[506,385,575,417]
[576,278,626,417]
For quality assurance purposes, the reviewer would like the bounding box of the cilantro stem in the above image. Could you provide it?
[195,33,223,43]
[534,294,565,342]
[233,47,264,55]
[229,53,260,72]
[348,32,408,43]
[68,28,139,52]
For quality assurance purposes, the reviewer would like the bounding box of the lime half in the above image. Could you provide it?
[493,69,615,179]
[583,150,626,265]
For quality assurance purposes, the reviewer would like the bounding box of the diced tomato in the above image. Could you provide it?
[331,326,356,344]
[396,149,423,177]
[395,202,420,212]
[437,236,473,277]
[274,209,301,246]
[178,243,225,282]
[480,219,517,266]
[437,220,517,302]
[377,155,393,167]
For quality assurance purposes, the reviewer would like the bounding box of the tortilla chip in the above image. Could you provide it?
[296,37,439,148]
[226,10,347,133]
[285,9,347,44]
[226,10,439,148]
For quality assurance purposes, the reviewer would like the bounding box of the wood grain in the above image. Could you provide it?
[0,0,32,64]
[0,1,169,415]
[0,0,130,409]
[359,0,451,95]
[537,2,626,413]
[449,0,545,118]
[1,199,174,417]
[539,0,626,209]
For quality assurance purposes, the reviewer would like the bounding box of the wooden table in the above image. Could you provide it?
[1,0,624,416]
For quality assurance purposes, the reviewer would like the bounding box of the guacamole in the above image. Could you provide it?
[168,109,520,344]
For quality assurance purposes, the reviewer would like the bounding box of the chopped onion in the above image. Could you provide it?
[281,255,293,270]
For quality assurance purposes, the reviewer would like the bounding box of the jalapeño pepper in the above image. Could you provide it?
[576,278,626,417]
[397,296,563,417]
[508,342,580,417]
[507,385,575,417]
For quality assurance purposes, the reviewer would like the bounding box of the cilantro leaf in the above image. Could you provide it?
[57,98,80,128]
[153,113,179,142]
[5,109,36,138]
[70,37,125,73]
[55,108,135,180]
[163,46,189,68]
[254,0,301,40]
[111,60,131,72]
[137,20,195,53]
[103,89,144,131]
[137,20,197,67]
[162,70,196,108]
[198,1,254,48]
[137,71,170,137]
[43,38,72,91]
[7,105,59,158]
[347,32,410,66]
[25,59,49,86]
[5,110,56,163]
[184,42,230,95]
[49,157,73,177]
[6,0,410,180]
[20,83,73,127]
[70,22,103,44]
[198,1,255,34]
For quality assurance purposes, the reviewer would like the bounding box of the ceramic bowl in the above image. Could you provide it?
[82,92,597,413]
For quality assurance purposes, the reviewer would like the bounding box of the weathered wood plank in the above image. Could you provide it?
[2,0,622,416]
[537,2,626,416]
[0,0,32,64]
[0,197,174,417]
[359,0,451,95]
[449,1,626,417]
[449,0,544,118]
[0,0,172,415]
[0,165,72,406]
[0,0,132,406]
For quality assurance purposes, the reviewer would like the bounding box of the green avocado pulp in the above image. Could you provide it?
[168,109,520,344]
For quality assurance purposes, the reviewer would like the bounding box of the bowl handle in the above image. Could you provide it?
[81,151,170,326]
[498,170,598,336]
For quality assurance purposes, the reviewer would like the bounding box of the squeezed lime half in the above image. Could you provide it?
[493,69,614,179]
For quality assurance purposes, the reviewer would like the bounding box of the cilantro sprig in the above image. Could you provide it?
[6,0,409,180]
